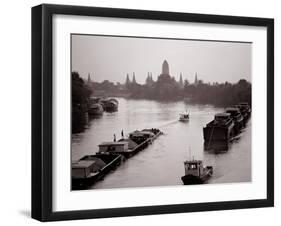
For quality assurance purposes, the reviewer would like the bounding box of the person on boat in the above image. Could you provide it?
[113,134,116,142]
[121,130,124,138]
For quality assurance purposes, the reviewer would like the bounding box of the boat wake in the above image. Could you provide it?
[157,119,179,129]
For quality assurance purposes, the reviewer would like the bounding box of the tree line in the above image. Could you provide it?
[72,71,92,133]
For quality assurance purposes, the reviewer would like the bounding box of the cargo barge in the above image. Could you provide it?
[225,107,244,134]
[203,113,235,142]
[72,128,162,188]
[203,102,251,150]
[72,153,123,190]
[98,128,162,158]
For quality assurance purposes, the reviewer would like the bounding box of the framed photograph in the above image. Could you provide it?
[32,4,274,221]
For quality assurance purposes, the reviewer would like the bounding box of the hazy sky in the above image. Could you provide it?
[71,34,251,84]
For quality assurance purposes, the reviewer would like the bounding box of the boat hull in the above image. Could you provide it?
[181,167,213,185]
[203,126,233,142]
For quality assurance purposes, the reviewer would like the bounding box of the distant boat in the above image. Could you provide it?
[88,103,104,116]
[179,112,189,122]
[181,159,213,185]
[100,98,119,112]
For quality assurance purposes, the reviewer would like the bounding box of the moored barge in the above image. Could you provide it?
[225,107,244,133]
[237,102,251,121]
[72,153,122,189]
[72,128,162,189]
[203,113,235,142]
[98,128,162,158]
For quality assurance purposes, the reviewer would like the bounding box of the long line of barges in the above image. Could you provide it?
[72,128,162,189]
[203,102,251,146]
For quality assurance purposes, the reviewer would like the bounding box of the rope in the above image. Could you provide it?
[206,124,215,150]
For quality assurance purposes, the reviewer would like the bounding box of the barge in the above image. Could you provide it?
[237,102,251,121]
[203,113,235,142]
[181,159,213,185]
[225,107,244,133]
[72,153,122,189]
[98,128,162,158]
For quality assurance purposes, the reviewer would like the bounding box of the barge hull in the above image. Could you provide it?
[203,126,232,142]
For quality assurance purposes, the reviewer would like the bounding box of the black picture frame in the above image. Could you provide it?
[32,4,274,222]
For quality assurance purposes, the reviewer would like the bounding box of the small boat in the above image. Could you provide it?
[179,112,189,122]
[181,159,213,185]
[88,103,104,116]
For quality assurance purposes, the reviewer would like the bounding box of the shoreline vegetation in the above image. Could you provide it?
[72,71,251,133]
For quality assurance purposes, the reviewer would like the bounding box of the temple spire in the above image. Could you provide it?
[162,60,170,75]
[132,72,136,84]
[179,73,183,88]
[87,73,92,83]
[194,72,198,85]
[125,73,131,87]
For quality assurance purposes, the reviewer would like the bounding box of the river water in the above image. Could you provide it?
[72,98,251,189]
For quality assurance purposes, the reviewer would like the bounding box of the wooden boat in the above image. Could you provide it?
[72,153,122,189]
[181,159,213,185]
[179,113,189,122]
[203,113,235,142]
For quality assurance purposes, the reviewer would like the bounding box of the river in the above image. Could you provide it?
[72,98,251,189]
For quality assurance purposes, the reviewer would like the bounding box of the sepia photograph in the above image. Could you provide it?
[71,34,252,190]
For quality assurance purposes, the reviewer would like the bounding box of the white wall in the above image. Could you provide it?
[0,0,279,225]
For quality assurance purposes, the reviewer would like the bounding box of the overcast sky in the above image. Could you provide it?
[71,34,251,84]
